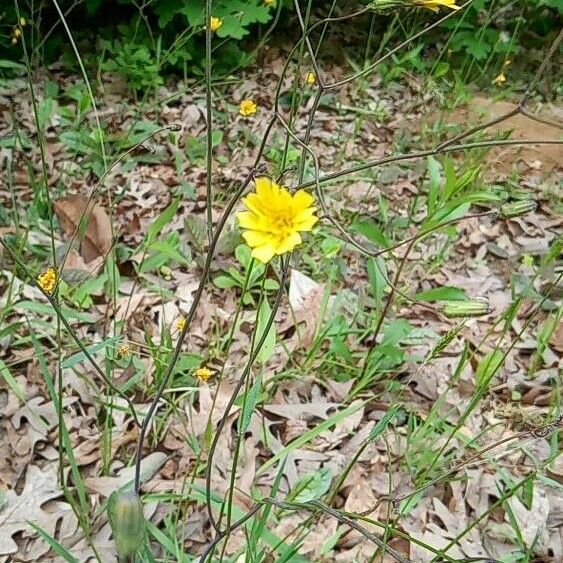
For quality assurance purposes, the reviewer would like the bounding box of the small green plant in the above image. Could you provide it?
[213,244,279,305]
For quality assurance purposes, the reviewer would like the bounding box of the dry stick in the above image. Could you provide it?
[0,238,140,426]
[133,171,255,492]
[204,0,214,244]
[198,504,262,563]
[261,499,412,563]
[204,258,291,534]
[296,138,563,191]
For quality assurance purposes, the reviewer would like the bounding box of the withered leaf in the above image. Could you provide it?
[54,194,112,263]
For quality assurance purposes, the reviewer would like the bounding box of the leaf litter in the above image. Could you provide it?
[0,47,561,562]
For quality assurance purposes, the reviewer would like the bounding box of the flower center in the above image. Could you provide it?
[274,215,294,238]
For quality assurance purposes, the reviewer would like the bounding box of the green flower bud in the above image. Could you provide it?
[442,299,490,318]
[108,490,145,557]
[368,0,409,14]
[499,200,537,219]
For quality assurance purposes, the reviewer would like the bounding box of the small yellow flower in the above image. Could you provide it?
[492,72,506,86]
[37,267,57,294]
[11,36,18,45]
[264,0,275,5]
[504,59,512,67]
[237,177,318,263]
[209,17,223,32]
[194,367,213,382]
[20,17,27,27]
[413,0,460,11]
[13,28,21,38]
[305,72,316,86]
[176,317,187,332]
[118,344,130,358]
[239,99,257,117]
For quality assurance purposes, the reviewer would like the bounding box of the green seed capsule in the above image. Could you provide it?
[108,490,145,557]
[442,300,490,318]
[368,0,409,14]
[499,200,537,218]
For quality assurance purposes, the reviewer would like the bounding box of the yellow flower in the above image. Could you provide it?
[504,59,512,67]
[305,72,316,86]
[237,177,318,263]
[118,344,130,358]
[413,0,460,11]
[264,0,275,5]
[11,36,18,45]
[194,367,213,382]
[175,317,187,332]
[13,28,21,38]
[239,99,257,117]
[20,17,27,27]
[209,17,223,32]
[37,267,57,294]
[492,72,506,86]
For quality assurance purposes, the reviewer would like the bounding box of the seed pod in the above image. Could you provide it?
[499,200,537,219]
[442,300,490,318]
[368,0,409,14]
[108,490,145,557]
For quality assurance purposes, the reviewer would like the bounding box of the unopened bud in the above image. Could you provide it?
[368,0,408,13]
[442,299,490,318]
[108,490,145,557]
[500,200,537,219]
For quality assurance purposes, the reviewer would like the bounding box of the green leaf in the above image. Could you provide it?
[287,468,332,503]
[213,275,238,289]
[255,300,276,364]
[62,338,119,369]
[415,286,467,302]
[28,524,79,563]
[145,199,179,244]
[367,405,400,443]
[367,256,388,304]
[238,373,262,434]
[0,359,25,402]
[351,219,389,247]
[475,350,503,388]
[427,156,441,216]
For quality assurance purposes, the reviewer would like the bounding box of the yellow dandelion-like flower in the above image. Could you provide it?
[176,317,187,332]
[13,28,21,38]
[492,72,506,86]
[209,17,223,32]
[239,99,257,117]
[194,367,213,382]
[305,72,316,86]
[118,344,130,358]
[37,267,57,294]
[20,17,27,27]
[237,177,318,263]
[413,0,460,11]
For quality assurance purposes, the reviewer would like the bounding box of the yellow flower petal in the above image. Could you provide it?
[237,177,318,263]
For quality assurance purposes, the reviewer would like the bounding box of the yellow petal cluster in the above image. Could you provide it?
[176,317,187,331]
[239,99,257,117]
[414,0,460,11]
[237,177,318,263]
[305,72,316,86]
[118,344,130,358]
[264,0,275,5]
[492,72,506,86]
[194,367,213,382]
[209,17,223,32]
[37,267,57,294]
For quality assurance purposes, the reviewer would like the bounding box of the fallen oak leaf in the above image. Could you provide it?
[0,464,75,556]
[54,194,112,264]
